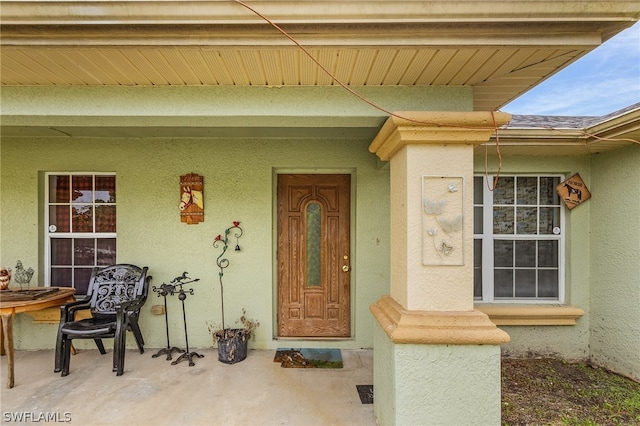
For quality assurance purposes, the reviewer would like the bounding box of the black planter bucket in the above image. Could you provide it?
[215,328,248,364]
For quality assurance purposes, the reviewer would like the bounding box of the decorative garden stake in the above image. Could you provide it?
[213,222,243,331]
[151,281,185,361]
[210,222,258,364]
[169,272,204,367]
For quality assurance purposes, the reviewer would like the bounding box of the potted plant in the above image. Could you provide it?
[209,222,259,364]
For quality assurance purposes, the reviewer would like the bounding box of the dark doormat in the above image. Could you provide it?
[274,348,343,368]
[356,385,374,404]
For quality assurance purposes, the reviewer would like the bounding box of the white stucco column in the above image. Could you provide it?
[369,111,511,425]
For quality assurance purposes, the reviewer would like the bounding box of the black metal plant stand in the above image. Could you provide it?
[170,273,204,367]
[151,283,184,361]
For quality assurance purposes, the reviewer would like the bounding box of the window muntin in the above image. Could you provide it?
[474,175,563,303]
[46,173,116,294]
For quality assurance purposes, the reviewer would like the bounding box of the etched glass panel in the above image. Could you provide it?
[306,202,321,287]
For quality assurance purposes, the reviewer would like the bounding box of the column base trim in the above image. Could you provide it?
[371,295,510,345]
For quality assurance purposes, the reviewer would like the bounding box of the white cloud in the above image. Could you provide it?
[505,22,640,116]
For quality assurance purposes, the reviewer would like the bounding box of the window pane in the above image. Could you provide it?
[95,175,116,203]
[474,176,484,204]
[72,175,93,203]
[493,177,514,205]
[494,270,513,297]
[515,240,536,267]
[517,177,538,205]
[51,268,72,287]
[306,202,321,287]
[539,270,559,297]
[49,175,70,203]
[515,270,536,297]
[516,207,537,234]
[540,177,560,205]
[474,206,483,234]
[538,240,558,267]
[474,239,482,298]
[51,239,72,265]
[74,238,95,266]
[49,205,70,232]
[97,239,117,265]
[95,205,116,232]
[72,205,93,232]
[494,240,513,267]
[74,268,93,295]
[493,207,514,234]
[539,207,560,234]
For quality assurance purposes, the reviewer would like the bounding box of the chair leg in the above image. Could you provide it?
[61,337,72,377]
[54,331,64,373]
[94,339,106,354]
[114,325,126,375]
[54,321,66,372]
[129,319,145,354]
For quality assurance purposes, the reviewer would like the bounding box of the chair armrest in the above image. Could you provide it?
[117,299,145,315]
[59,298,91,323]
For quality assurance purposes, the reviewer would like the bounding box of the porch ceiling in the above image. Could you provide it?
[2,1,639,113]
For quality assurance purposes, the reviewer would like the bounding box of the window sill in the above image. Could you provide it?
[476,305,584,326]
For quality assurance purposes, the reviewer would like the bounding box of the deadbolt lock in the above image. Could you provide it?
[342,265,350,272]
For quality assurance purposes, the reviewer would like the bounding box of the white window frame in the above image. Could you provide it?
[474,174,565,304]
[44,172,117,290]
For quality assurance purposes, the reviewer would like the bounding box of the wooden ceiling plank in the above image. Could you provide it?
[315,50,338,85]
[260,51,284,85]
[365,50,397,86]
[138,49,180,85]
[398,49,437,85]
[1,50,53,85]
[23,49,84,85]
[162,49,202,85]
[415,49,456,85]
[432,48,477,85]
[349,49,378,85]
[79,49,137,85]
[382,49,417,85]
[333,49,358,85]
[112,50,157,85]
[280,49,300,85]
[239,50,267,85]
[218,51,251,85]
[200,50,232,85]
[56,49,120,85]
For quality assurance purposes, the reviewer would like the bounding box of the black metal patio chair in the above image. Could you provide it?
[54,264,151,376]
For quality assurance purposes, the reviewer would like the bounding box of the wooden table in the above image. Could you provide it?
[0,287,75,388]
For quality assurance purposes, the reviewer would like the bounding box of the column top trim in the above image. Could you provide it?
[369,111,511,160]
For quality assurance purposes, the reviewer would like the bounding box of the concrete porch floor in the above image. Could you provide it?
[1,348,376,425]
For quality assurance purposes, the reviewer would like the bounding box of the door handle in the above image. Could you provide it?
[342,265,350,272]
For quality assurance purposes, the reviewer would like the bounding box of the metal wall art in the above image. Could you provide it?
[180,173,204,224]
[422,176,464,265]
[556,173,591,210]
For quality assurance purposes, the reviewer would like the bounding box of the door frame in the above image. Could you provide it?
[272,168,356,340]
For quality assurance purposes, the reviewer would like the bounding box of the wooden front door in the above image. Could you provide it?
[277,174,351,337]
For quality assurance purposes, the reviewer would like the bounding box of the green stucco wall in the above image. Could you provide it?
[589,144,640,381]
[1,136,390,350]
[373,322,502,425]
[1,84,473,351]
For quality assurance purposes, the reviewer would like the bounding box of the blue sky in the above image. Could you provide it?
[504,22,640,117]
